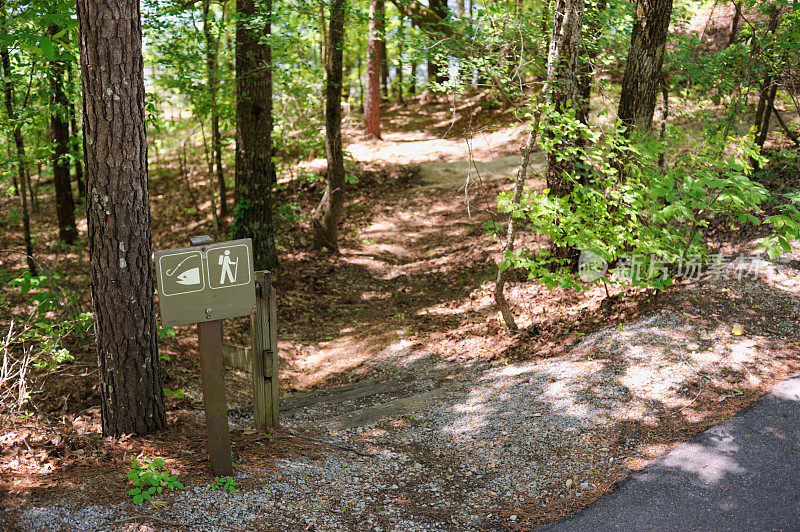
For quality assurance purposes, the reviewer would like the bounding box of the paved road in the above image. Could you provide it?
[540,374,800,531]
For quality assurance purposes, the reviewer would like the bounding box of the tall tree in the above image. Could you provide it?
[312,0,347,250]
[48,21,77,244]
[617,0,673,132]
[67,63,85,201]
[427,0,448,84]
[545,0,584,198]
[753,4,783,155]
[233,0,278,270]
[77,0,166,435]
[365,0,384,138]
[1,19,36,274]
[202,0,228,222]
[495,0,584,331]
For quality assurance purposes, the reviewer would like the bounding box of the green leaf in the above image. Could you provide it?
[39,37,55,60]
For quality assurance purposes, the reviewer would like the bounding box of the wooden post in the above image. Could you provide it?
[192,236,233,477]
[250,270,279,428]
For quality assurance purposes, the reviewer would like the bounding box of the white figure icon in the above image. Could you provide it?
[218,249,239,285]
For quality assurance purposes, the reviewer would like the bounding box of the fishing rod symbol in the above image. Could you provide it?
[164,255,201,286]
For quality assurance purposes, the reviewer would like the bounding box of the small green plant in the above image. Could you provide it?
[157,324,176,340]
[126,456,184,505]
[209,476,239,494]
[163,388,185,398]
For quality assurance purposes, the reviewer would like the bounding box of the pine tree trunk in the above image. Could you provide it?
[48,23,77,245]
[365,0,383,139]
[312,0,347,251]
[1,42,36,274]
[617,0,673,132]
[203,0,227,223]
[67,63,85,201]
[76,0,165,436]
[234,0,278,270]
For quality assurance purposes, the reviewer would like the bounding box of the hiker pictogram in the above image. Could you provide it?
[218,250,238,285]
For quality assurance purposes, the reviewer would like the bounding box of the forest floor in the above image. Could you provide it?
[1,92,799,531]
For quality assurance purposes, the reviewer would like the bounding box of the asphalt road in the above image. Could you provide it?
[540,373,800,531]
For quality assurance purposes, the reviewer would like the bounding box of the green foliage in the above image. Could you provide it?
[209,476,239,494]
[126,456,184,505]
[499,105,797,291]
[163,387,185,398]
[1,270,93,372]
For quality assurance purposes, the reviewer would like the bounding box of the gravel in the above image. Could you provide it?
[12,256,800,531]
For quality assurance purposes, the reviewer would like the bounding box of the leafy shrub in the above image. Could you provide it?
[498,107,800,290]
[209,476,239,494]
[126,456,184,505]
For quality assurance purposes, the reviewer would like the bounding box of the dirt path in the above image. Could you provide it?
[3,111,800,531]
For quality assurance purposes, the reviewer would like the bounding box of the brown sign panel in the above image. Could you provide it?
[155,239,256,327]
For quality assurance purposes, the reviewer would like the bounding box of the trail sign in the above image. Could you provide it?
[155,238,256,327]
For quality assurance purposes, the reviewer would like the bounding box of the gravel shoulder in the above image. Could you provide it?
[5,253,799,531]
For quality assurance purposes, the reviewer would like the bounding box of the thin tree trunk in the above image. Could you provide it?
[427,0,449,85]
[755,82,778,150]
[67,63,84,201]
[365,0,383,138]
[495,0,584,331]
[234,0,278,270]
[203,0,228,223]
[77,0,165,436]
[5,140,18,196]
[1,41,36,274]
[410,61,417,94]
[313,0,347,250]
[381,40,389,100]
[752,5,782,163]
[728,1,741,45]
[397,15,405,104]
[617,0,673,133]
[48,22,77,245]
[545,0,584,198]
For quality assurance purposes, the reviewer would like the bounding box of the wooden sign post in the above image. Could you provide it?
[154,235,261,477]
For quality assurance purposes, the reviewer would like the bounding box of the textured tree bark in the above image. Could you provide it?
[728,1,742,46]
[617,0,673,133]
[545,0,584,198]
[203,0,227,223]
[77,0,165,436]
[48,23,77,245]
[545,0,584,265]
[576,0,604,127]
[312,0,347,251]
[380,40,389,100]
[1,42,36,275]
[396,14,405,103]
[427,0,449,84]
[753,6,782,157]
[365,0,383,139]
[234,0,278,270]
[67,63,85,201]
